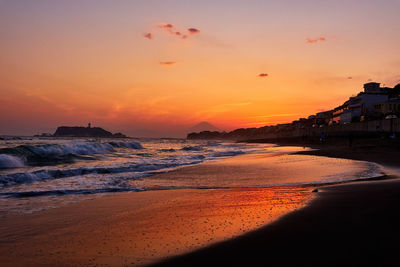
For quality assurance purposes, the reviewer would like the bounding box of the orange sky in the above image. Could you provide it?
[1,0,399,137]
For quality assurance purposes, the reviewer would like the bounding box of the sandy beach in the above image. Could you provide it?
[154,142,400,266]
[0,144,397,266]
[0,153,315,266]
[155,178,400,266]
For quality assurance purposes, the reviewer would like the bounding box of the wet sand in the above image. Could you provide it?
[1,147,395,266]
[153,143,400,266]
[155,178,400,266]
[0,154,314,266]
[295,142,400,167]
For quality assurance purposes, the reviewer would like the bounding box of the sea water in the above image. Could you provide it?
[0,137,383,214]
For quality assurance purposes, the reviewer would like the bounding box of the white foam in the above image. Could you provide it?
[0,154,25,169]
[30,141,115,156]
[26,140,143,157]
[109,141,143,149]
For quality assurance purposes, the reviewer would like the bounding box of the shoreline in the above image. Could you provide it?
[1,145,397,266]
[152,142,400,266]
[154,177,400,266]
[0,152,316,266]
[249,135,400,167]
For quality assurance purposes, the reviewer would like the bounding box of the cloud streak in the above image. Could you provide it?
[158,23,174,29]
[258,73,268,78]
[188,28,200,34]
[306,37,326,44]
[252,113,300,118]
[143,33,153,40]
[159,61,178,66]
[153,22,200,40]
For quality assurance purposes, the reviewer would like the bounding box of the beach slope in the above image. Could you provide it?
[155,178,400,266]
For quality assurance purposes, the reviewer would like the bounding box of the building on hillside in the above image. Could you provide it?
[292,117,313,129]
[331,105,345,124]
[334,82,388,124]
[374,98,400,116]
[340,97,362,123]
[363,82,382,93]
[308,115,316,120]
[315,110,333,125]
[356,82,388,113]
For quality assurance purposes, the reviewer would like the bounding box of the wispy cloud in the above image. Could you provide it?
[258,73,268,78]
[173,31,188,39]
[306,37,326,44]
[154,22,200,40]
[252,113,299,118]
[158,22,174,29]
[159,61,178,66]
[143,33,153,40]
[188,28,200,34]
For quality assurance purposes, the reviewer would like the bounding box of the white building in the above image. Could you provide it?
[340,82,388,123]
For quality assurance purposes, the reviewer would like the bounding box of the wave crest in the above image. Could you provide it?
[0,140,143,160]
[109,141,143,149]
[0,154,25,169]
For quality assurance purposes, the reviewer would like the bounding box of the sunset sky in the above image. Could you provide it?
[1,0,400,137]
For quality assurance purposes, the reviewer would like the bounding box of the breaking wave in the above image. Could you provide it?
[0,154,25,169]
[0,159,205,187]
[181,145,204,151]
[0,141,143,166]
[109,141,143,149]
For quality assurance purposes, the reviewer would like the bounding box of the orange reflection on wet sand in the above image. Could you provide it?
[130,187,314,265]
[0,186,314,266]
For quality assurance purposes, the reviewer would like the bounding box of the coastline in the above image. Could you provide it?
[0,152,315,266]
[295,143,400,167]
[1,145,397,266]
[154,178,400,266]
[251,136,400,167]
[153,141,400,266]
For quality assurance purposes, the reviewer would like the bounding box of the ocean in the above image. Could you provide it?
[0,137,383,215]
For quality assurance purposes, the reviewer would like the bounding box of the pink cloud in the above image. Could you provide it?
[188,28,200,34]
[156,23,199,39]
[158,23,174,29]
[159,61,178,66]
[306,37,326,44]
[143,33,153,40]
[174,31,187,38]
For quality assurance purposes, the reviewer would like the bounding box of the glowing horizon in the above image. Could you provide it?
[1,0,399,137]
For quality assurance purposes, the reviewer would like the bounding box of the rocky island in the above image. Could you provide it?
[53,123,127,138]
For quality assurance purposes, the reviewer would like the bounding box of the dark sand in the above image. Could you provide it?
[290,136,400,167]
[154,144,400,266]
[155,178,400,266]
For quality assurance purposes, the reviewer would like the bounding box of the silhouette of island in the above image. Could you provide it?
[53,123,127,138]
[186,121,220,135]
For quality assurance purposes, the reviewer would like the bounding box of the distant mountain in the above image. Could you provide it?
[186,121,220,134]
